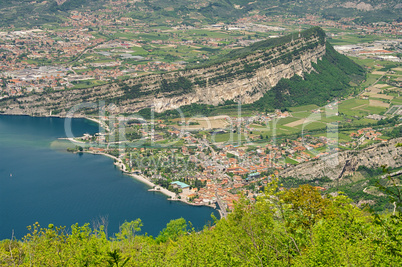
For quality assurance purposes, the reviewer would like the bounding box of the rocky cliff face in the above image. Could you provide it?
[280,138,402,180]
[0,31,326,116]
[152,37,325,112]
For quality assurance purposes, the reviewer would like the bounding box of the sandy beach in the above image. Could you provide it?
[148,186,177,198]
[85,151,178,199]
[58,137,87,144]
[130,173,156,188]
[85,117,110,132]
[130,174,179,199]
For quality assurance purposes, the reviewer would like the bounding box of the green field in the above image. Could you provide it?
[359,105,388,114]
[338,99,369,113]
[295,121,327,132]
[349,57,378,69]
[275,117,300,125]
[328,34,385,46]
[361,73,382,89]
[249,90,393,139]
[289,104,320,112]
[391,97,402,105]
[285,157,299,165]
[210,132,248,143]
[337,132,353,142]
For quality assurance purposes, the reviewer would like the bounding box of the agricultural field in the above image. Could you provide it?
[217,58,400,145]
[172,116,230,131]
[327,33,387,46]
[206,58,400,145]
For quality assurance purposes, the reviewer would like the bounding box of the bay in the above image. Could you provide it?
[0,115,217,239]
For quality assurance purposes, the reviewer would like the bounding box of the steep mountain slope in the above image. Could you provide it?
[0,27,365,116]
[252,42,365,110]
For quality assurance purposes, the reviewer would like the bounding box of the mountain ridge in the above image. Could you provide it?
[0,27,365,117]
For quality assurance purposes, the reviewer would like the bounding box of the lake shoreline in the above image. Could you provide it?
[0,115,220,239]
[82,150,219,213]
[78,117,219,213]
[0,114,221,217]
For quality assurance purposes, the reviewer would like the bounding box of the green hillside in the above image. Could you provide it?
[1,182,402,266]
[252,42,365,111]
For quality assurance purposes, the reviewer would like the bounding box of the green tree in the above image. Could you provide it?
[115,219,143,243]
[155,218,187,243]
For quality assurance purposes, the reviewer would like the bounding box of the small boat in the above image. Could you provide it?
[10,173,12,177]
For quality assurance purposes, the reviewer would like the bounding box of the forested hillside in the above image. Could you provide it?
[252,42,365,111]
[1,176,402,266]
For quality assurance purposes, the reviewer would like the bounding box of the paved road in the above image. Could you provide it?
[215,191,228,218]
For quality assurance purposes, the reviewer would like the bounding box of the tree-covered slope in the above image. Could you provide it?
[1,182,402,266]
[252,42,365,111]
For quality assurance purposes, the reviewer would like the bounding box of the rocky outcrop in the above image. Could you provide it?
[280,138,402,180]
[151,38,325,112]
[55,0,69,5]
[342,2,375,11]
[0,29,326,116]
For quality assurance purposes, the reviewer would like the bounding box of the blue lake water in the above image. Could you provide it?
[0,115,217,239]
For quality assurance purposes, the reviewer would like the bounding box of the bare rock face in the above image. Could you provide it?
[343,2,374,11]
[0,33,326,117]
[356,2,374,11]
[280,138,402,180]
[55,0,69,5]
[152,41,325,113]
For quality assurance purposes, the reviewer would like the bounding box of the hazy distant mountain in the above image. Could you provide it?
[0,0,400,27]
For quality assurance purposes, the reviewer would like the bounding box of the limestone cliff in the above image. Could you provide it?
[280,138,402,180]
[0,27,326,116]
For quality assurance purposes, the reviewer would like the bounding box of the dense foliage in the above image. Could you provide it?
[1,179,402,266]
[159,77,193,95]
